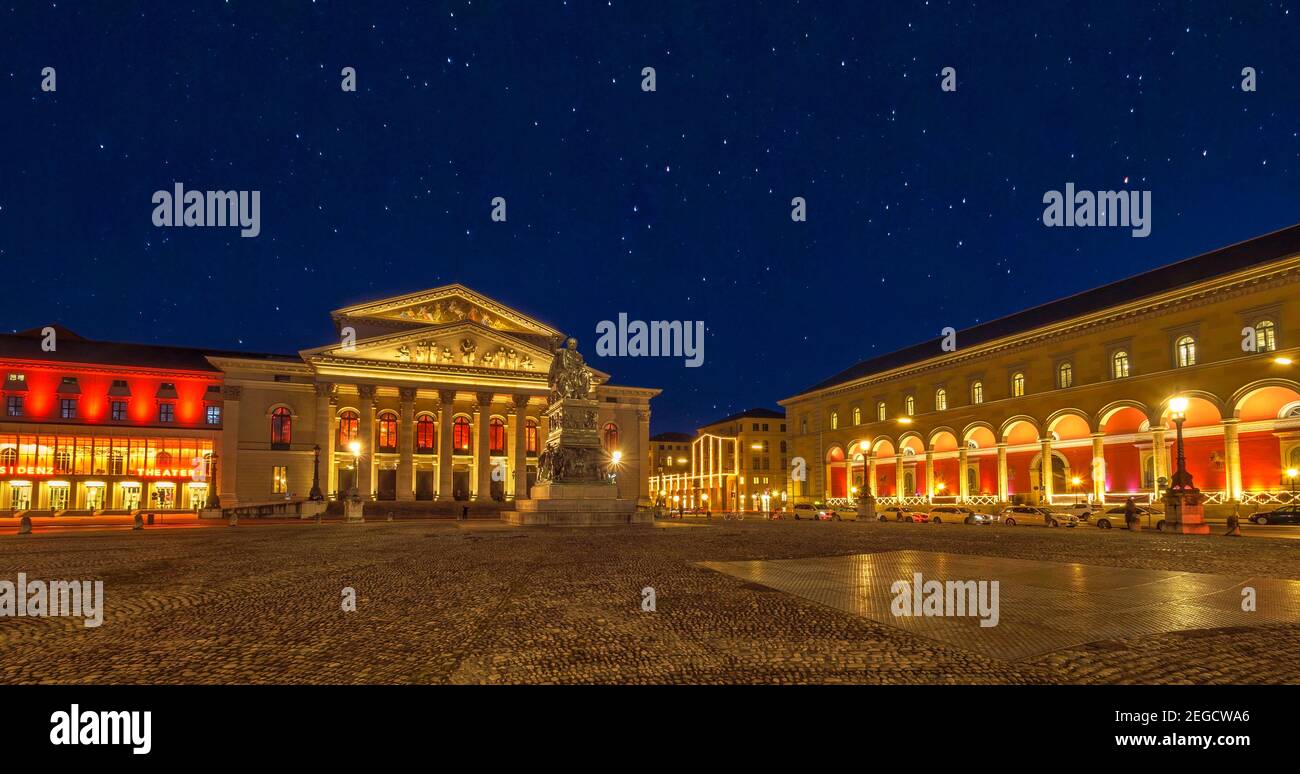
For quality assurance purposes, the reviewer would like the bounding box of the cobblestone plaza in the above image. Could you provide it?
[1,520,1297,685]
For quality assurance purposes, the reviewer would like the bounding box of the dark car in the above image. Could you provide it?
[1251,506,1300,525]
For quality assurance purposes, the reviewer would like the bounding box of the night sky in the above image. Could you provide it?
[2,2,1297,434]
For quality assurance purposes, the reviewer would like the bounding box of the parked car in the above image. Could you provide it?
[999,505,1076,527]
[1058,502,1100,521]
[879,505,928,523]
[928,505,999,525]
[1250,506,1300,525]
[791,503,819,520]
[1093,504,1161,530]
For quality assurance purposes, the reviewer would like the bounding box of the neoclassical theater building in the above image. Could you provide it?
[782,224,1300,512]
[0,286,657,514]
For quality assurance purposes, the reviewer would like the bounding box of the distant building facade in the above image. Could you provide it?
[781,225,1300,510]
[649,408,789,512]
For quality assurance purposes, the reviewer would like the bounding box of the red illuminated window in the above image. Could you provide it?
[378,411,398,452]
[338,410,359,447]
[416,415,436,453]
[601,422,619,452]
[453,416,471,451]
[489,417,505,455]
[271,407,292,446]
[525,419,538,455]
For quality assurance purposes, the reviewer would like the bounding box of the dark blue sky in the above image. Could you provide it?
[2,2,1297,434]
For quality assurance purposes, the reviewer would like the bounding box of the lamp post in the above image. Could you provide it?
[204,453,221,509]
[309,444,323,501]
[1071,476,1082,506]
[1287,467,1299,504]
[1168,397,1193,492]
[1161,396,1208,534]
[348,440,362,499]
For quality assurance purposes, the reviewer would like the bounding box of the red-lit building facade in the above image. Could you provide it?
[0,326,232,513]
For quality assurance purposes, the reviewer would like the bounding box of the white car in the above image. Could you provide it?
[1058,502,1100,521]
[999,506,1077,527]
[927,505,1000,525]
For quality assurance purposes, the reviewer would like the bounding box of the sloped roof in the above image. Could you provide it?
[0,327,298,373]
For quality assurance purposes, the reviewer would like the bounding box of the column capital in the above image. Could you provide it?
[1221,417,1241,426]
[314,382,335,398]
[475,391,495,407]
[398,387,417,403]
[357,384,377,402]
[438,388,457,404]
[221,385,243,401]
[512,394,530,411]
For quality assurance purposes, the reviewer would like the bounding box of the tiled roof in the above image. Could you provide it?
[0,327,300,373]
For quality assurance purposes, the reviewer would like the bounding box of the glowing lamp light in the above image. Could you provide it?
[1288,468,1299,479]
[611,450,623,464]
[935,482,946,491]
[1071,476,1082,486]
[1169,396,1189,418]
[898,417,913,425]
[348,441,361,456]
[1275,357,1294,366]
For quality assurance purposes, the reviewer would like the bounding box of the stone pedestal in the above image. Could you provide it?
[1161,489,1210,534]
[856,494,877,521]
[502,396,645,526]
[300,500,329,520]
[344,491,365,523]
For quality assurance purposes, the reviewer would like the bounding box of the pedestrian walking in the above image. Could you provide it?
[1123,496,1138,530]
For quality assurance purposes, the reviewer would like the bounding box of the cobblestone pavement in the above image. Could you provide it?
[0,518,1297,684]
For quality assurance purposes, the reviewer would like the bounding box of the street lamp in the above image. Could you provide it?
[1071,475,1082,505]
[204,453,221,509]
[347,440,363,500]
[1287,467,1299,503]
[309,444,323,501]
[1167,396,1193,492]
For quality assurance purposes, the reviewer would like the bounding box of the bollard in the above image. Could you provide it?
[229,512,238,527]
[387,510,394,522]
[1225,512,1242,537]
[132,512,144,531]
[147,513,155,526]
[18,514,32,535]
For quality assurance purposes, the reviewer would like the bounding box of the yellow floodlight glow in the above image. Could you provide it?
[1168,396,1189,415]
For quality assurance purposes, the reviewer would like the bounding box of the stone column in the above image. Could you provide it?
[1091,432,1106,503]
[357,385,376,498]
[957,448,969,502]
[1223,419,1242,501]
[925,451,935,501]
[314,383,335,497]
[1039,438,1054,505]
[895,456,906,501]
[473,391,493,501]
[437,389,455,501]
[510,395,528,500]
[867,456,877,496]
[397,387,415,502]
[637,407,651,504]
[996,443,1008,502]
[218,385,241,505]
[1151,427,1168,494]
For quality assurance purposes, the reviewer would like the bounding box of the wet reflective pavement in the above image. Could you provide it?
[700,550,1300,660]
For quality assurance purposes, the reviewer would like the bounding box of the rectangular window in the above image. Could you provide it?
[272,465,288,494]
[111,400,128,421]
[206,405,222,425]
[60,398,77,419]
[158,403,175,423]
[6,395,22,417]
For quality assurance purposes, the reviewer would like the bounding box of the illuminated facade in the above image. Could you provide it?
[212,285,657,508]
[782,225,1300,510]
[649,408,790,512]
[2,286,658,514]
[0,327,228,513]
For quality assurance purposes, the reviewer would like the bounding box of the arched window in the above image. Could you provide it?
[852,407,861,425]
[1175,335,1196,367]
[338,410,359,447]
[525,419,539,455]
[830,412,839,430]
[876,402,886,421]
[1057,362,1073,389]
[1112,350,1130,379]
[1255,320,1277,352]
[1011,372,1025,397]
[905,396,915,415]
[971,381,984,405]
[935,388,947,411]
[489,417,506,455]
[271,407,292,446]
[377,411,398,452]
[602,422,620,452]
[0,447,16,465]
[453,416,472,451]
[416,415,436,453]
[155,451,172,468]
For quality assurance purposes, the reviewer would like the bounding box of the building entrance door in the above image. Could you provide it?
[9,482,32,510]
[120,483,141,510]
[415,470,435,500]
[453,471,470,500]
[49,484,70,511]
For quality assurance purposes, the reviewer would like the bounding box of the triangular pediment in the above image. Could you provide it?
[331,284,562,339]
